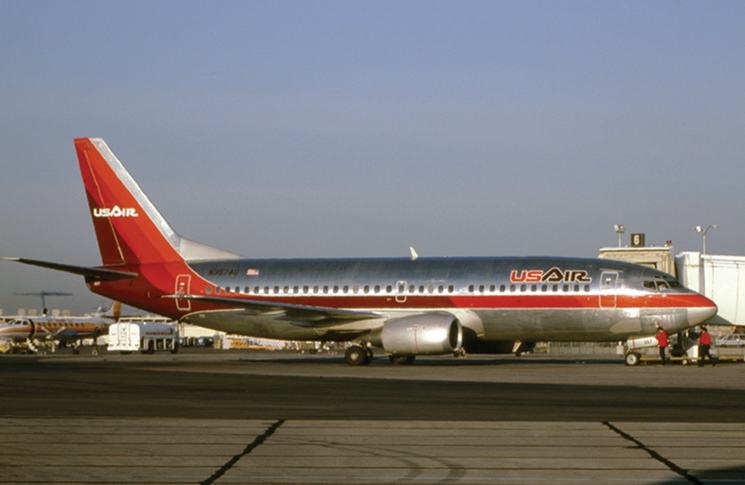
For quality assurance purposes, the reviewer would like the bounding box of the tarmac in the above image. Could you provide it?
[1,349,744,484]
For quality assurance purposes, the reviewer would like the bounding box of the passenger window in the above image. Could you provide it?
[364,285,370,293]
[469,285,475,293]
[387,285,393,293]
[333,286,339,294]
[531,285,537,292]
[520,284,527,292]
[541,284,548,292]
[448,285,454,293]
[374,285,381,293]
[206,286,212,295]
[499,285,506,292]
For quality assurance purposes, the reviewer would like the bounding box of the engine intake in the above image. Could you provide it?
[370,313,463,356]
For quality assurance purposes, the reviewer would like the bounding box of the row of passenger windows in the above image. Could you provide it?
[205,283,593,296]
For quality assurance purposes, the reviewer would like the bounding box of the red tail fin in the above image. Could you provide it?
[75,138,239,267]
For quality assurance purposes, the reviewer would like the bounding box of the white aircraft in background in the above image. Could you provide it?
[5,138,717,364]
[0,302,120,354]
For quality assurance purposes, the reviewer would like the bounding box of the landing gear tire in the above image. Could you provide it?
[345,345,371,366]
[389,355,416,365]
[625,352,641,366]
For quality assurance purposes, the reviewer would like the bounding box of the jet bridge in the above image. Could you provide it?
[676,252,745,327]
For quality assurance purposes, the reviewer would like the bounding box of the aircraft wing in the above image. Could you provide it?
[164,294,381,327]
[4,258,137,281]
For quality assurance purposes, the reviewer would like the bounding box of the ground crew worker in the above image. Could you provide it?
[698,326,715,367]
[655,327,668,366]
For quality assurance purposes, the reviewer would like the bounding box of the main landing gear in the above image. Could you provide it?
[344,344,374,366]
[344,344,419,366]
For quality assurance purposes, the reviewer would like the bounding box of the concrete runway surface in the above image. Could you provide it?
[1,349,744,484]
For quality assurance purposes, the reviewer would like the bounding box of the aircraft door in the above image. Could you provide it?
[395,280,407,303]
[599,271,618,309]
[175,274,192,311]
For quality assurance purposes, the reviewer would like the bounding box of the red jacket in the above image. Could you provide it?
[656,331,668,347]
[700,332,711,345]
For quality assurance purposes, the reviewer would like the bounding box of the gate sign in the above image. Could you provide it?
[631,233,645,247]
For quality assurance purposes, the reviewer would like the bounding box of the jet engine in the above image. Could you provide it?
[370,313,463,357]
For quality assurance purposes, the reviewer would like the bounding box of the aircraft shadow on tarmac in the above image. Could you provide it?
[656,466,745,483]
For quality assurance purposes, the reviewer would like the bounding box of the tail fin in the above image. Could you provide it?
[74,138,239,266]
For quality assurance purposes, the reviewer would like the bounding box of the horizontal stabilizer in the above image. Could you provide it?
[4,258,137,281]
[163,294,379,325]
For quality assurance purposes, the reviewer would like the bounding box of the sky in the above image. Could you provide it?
[1,0,744,315]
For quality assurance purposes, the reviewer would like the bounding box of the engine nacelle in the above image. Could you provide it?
[370,313,463,356]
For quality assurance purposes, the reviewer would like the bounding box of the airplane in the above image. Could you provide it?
[0,302,120,354]
[4,138,718,365]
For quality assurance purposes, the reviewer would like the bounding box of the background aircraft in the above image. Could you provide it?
[0,302,120,354]
[5,138,718,364]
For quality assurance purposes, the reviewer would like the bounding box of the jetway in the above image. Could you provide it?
[676,252,745,327]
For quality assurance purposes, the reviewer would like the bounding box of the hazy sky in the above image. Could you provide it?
[1,0,744,315]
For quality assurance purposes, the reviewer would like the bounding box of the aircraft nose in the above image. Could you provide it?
[688,295,718,327]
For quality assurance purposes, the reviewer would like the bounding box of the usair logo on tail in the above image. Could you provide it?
[93,206,138,218]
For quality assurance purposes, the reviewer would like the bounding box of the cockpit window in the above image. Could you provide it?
[643,276,682,291]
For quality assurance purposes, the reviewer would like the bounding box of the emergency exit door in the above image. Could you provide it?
[175,274,192,311]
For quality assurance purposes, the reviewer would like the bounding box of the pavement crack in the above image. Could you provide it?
[201,419,285,485]
[603,421,702,485]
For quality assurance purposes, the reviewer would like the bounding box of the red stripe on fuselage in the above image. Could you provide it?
[152,292,712,313]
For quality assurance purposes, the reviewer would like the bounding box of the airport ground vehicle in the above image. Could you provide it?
[108,321,179,354]
[716,333,744,347]
[623,333,705,366]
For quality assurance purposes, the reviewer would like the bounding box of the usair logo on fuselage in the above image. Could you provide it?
[510,267,592,283]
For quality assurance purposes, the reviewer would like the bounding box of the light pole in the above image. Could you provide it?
[692,224,717,255]
[614,224,626,248]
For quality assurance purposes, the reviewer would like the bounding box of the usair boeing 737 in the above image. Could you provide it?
[5,138,717,365]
